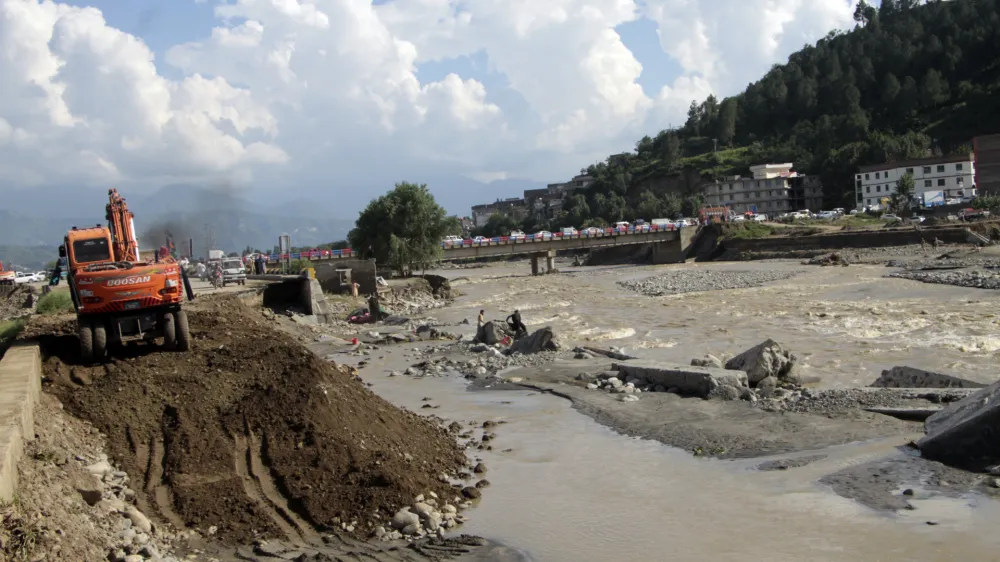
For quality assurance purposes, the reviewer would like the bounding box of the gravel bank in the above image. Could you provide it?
[618,269,801,296]
[888,269,1000,290]
[734,244,960,264]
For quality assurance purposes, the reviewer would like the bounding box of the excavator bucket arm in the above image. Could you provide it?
[106,189,139,262]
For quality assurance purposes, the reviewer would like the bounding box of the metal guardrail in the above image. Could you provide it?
[440,224,684,251]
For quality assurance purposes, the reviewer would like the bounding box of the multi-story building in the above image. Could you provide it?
[523,174,595,220]
[702,163,824,215]
[854,153,975,209]
[471,198,527,227]
[974,135,1000,195]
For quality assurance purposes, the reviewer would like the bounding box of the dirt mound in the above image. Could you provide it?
[35,297,468,544]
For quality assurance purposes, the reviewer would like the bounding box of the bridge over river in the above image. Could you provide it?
[441,226,698,274]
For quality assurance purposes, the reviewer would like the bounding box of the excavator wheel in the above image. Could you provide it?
[92,323,107,360]
[162,312,176,349]
[78,319,93,362]
[173,310,190,352]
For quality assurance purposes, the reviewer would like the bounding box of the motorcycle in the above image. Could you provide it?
[210,267,223,289]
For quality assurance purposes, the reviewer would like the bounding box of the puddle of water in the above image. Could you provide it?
[364,368,1000,562]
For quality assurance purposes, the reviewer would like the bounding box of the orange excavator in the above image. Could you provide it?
[58,189,195,361]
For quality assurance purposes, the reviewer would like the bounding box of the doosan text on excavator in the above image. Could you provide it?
[55,189,195,361]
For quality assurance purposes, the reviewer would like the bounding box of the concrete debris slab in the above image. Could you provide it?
[917,379,1000,471]
[613,361,748,398]
[870,366,986,389]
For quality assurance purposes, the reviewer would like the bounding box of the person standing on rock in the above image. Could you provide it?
[478,310,485,329]
[506,310,527,337]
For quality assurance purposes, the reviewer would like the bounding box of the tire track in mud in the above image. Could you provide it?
[147,438,187,530]
[232,431,305,544]
[245,424,322,545]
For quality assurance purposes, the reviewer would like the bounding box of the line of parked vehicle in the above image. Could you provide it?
[443,218,697,248]
[13,271,47,284]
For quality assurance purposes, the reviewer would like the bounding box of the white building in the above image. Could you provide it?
[703,163,824,214]
[855,153,975,209]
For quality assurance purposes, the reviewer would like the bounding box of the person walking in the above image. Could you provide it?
[352,282,360,298]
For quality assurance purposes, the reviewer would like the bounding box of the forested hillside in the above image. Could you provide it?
[550,0,1000,229]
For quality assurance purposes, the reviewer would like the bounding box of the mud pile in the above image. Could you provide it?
[37,297,468,544]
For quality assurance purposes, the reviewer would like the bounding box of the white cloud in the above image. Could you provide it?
[0,0,857,208]
[643,0,856,94]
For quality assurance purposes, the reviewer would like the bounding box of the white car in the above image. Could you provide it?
[509,230,526,240]
[14,272,34,284]
[442,235,463,244]
[534,231,552,239]
[752,214,768,222]
[583,227,601,236]
[472,236,490,244]
[731,215,745,222]
[817,211,837,220]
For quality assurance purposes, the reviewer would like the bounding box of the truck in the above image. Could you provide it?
[59,189,194,361]
[208,249,225,261]
[0,261,15,285]
[922,190,945,207]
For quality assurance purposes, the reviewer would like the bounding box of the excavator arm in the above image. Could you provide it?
[106,189,139,262]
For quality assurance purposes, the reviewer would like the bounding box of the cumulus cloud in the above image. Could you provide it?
[0,0,857,207]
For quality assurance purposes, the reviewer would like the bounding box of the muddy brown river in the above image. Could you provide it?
[360,260,1000,561]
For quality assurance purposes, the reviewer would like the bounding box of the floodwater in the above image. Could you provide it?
[362,260,1000,561]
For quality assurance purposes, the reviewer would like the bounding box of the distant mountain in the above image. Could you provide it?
[0,185,353,258]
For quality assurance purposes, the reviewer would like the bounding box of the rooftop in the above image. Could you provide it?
[858,153,974,173]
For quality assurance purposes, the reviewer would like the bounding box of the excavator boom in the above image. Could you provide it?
[106,188,139,262]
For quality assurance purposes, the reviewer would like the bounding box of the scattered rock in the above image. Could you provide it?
[725,339,797,385]
[690,354,723,369]
[461,487,482,499]
[509,327,561,354]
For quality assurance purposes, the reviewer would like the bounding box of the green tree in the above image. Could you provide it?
[716,98,737,145]
[920,69,950,107]
[881,73,900,104]
[890,172,915,214]
[347,182,457,276]
[475,213,519,237]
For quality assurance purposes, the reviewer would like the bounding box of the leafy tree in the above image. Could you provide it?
[474,213,519,237]
[920,69,950,107]
[347,182,457,276]
[890,172,915,213]
[716,98,737,145]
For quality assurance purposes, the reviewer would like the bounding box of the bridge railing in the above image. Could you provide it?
[263,248,354,263]
[441,223,683,249]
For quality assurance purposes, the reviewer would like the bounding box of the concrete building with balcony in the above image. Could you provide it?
[854,153,975,209]
[471,198,528,227]
[523,174,595,220]
[702,163,824,215]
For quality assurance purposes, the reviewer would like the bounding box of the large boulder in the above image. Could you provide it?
[725,339,796,386]
[917,379,1000,471]
[509,327,560,354]
[871,366,986,389]
[474,321,512,345]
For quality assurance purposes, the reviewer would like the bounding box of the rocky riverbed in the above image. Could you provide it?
[888,268,1000,289]
[617,269,802,296]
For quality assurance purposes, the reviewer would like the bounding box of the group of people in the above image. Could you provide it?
[478,308,528,338]
[248,255,268,275]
